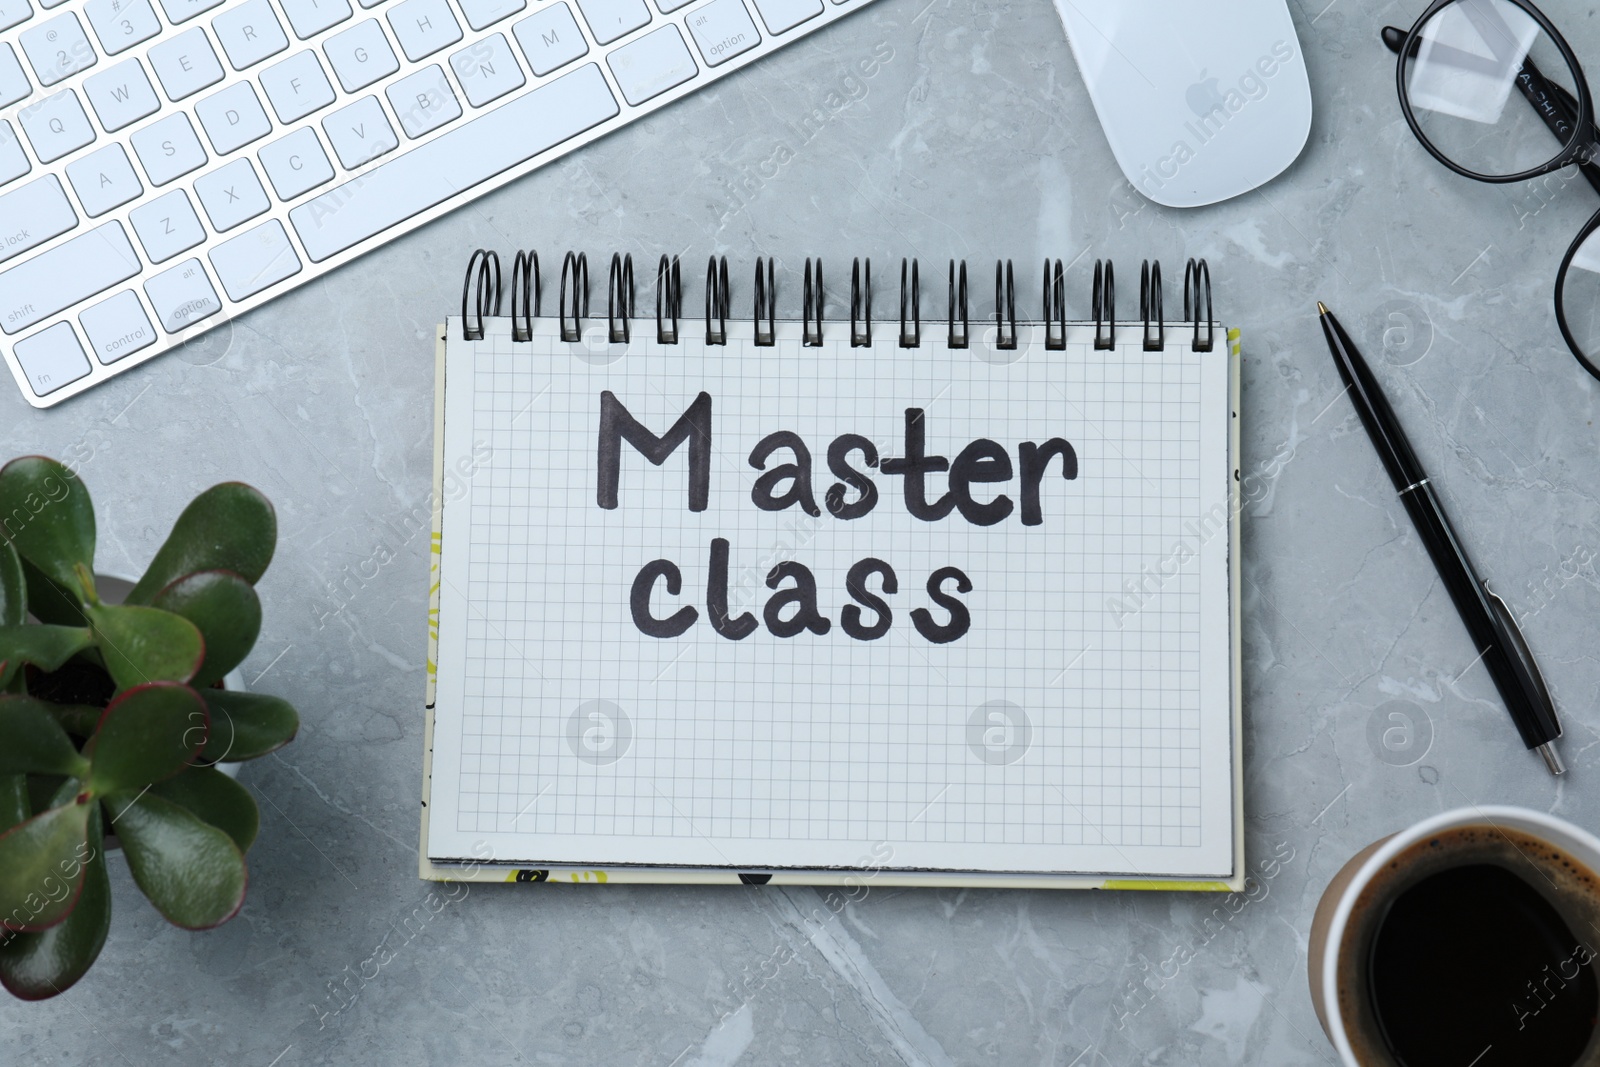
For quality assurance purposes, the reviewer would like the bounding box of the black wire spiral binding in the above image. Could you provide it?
[754,258,775,347]
[1183,258,1214,352]
[851,258,871,348]
[559,251,588,342]
[463,251,1214,356]
[1043,258,1065,351]
[657,254,681,344]
[510,251,538,341]
[994,259,1017,350]
[1093,260,1115,350]
[803,258,823,347]
[705,255,730,345]
[948,259,968,349]
[608,253,634,344]
[462,249,500,340]
[899,258,920,348]
[1140,260,1164,352]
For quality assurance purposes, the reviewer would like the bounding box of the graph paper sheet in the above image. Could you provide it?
[426,317,1239,880]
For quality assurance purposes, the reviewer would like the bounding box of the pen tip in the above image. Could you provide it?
[1538,742,1566,776]
[1316,301,1330,315]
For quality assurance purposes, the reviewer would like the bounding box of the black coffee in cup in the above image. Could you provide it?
[1337,824,1600,1066]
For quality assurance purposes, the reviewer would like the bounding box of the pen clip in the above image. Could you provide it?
[1483,583,1561,739]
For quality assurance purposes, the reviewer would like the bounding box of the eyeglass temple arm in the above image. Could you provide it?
[1382,24,1600,197]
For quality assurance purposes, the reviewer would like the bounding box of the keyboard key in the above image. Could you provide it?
[156,0,224,23]
[79,289,156,363]
[83,59,159,132]
[131,112,207,184]
[0,0,32,31]
[457,0,522,31]
[149,28,224,100]
[209,219,300,299]
[606,25,694,106]
[144,257,220,331]
[747,0,818,34]
[280,0,351,38]
[575,0,648,44]
[84,0,161,55]
[195,81,272,154]
[291,64,617,261]
[0,123,29,186]
[513,4,587,77]
[66,143,142,216]
[449,33,523,108]
[194,157,269,231]
[386,65,459,138]
[19,90,95,163]
[129,188,204,261]
[321,95,396,167]
[324,19,398,91]
[0,46,30,109]
[13,323,90,396]
[258,126,333,198]
[685,0,758,67]
[0,176,76,264]
[21,13,98,86]
[0,221,140,335]
[212,0,289,69]
[260,50,336,123]
[387,0,462,61]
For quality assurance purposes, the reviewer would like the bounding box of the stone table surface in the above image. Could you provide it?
[7,0,1600,1063]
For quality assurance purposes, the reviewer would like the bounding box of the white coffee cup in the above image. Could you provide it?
[1308,805,1600,1066]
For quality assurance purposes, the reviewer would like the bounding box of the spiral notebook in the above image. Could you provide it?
[419,253,1244,889]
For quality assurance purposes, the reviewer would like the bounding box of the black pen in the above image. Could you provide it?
[1318,302,1565,775]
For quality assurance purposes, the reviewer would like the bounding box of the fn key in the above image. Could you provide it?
[13,322,92,397]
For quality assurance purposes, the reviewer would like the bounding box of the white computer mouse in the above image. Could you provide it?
[1054,0,1313,208]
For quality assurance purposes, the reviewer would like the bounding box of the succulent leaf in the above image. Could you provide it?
[108,791,246,930]
[15,561,86,627]
[0,540,22,626]
[0,697,90,778]
[85,603,204,691]
[0,458,94,596]
[199,690,299,763]
[0,799,92,932]
[128,484,276,605]
[150,572,261,689]
[151,767,259,852]
[0,625,94,691]
[46,704,102,739]
[0,804,109,1000]
[86,682,207,795]
[0,774,27,832]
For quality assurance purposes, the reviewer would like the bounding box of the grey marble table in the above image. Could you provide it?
[7,0,1600,1063]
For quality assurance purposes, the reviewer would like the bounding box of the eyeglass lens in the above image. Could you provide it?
[1402,0,1582,177]
[1560,228,1600,369]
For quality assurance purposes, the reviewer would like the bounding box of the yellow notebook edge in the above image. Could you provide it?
[417,320,1248,892]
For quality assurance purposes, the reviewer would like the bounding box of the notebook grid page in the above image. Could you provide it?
[429,318,1232,876]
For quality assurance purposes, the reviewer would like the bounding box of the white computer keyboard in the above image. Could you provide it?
[0,0,876,406]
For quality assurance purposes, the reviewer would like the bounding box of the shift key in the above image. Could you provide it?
[0,221,140,335]
[0,176,77,265]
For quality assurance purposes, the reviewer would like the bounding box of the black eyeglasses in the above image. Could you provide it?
[1385,0,1600,382]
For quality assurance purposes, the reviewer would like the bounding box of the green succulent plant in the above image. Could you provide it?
[0,456,299,1001]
